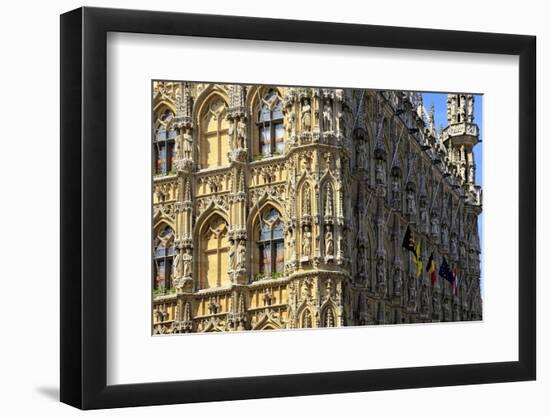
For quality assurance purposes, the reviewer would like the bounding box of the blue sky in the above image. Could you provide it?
[421,93,483,295]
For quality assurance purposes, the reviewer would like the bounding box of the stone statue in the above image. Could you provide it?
[323,101,332,131]
[229,242,236,271]
[182,248,192,278]
[303,185,311,216]
[450,234,458,257]
[356,140,366,171]
[301,280,312,300]
[302,225,312,257]
[183,130,193,160]
[391,175,400,206]
[236,120,247,149]
[431,213,440,240]
[301,99,311,131]
[325,226,334,257]
[460,243,466,260]
[287,112,295,138]
[236,240,246,270]
[324,185,334,217]
[406,188,416,217]
[376,258,386,284]
[290,234,296,260]
[173,248,184,278]
[441,224,449,247]
[375,159,386,186]
[420,198,428,233]
[422,286,429,310]
[357,245,366,276]
[393,267,402,295]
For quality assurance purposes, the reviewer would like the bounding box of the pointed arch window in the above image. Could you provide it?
[200,97,229,169]
[302,309,313,328]
[153,109,176,175]
[200,216,230,288]
[257,208,285,277]
[257,90,285,157]
[153,225,175,293]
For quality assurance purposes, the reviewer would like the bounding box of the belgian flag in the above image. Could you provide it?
[426,252,436,286]
[403,226,422,277]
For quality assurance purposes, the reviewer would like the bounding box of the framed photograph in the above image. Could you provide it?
[60,6,536,410]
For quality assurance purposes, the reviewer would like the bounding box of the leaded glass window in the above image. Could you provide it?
[154,109,176,175]
[153,225,175,292]
[258,208,285,276]
[257,90,284,158]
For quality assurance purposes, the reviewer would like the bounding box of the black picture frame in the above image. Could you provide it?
[60,6,536,410]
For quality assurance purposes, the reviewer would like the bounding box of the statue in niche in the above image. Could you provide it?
[173,248,184,278]
[182,248,192,278]
[339,234,348,259]
[375,159,386,186]
[459,243,466,260]
[443,301,451,321]
[409,279,417,303]
[289,233,296,260]
[324,226,334,258]
[420,198,428,232]
[441,224,449,248]
[236,120,247,149]
[229,241,237,271]
[236,240,246,270]
[301,279,312,300]
[406,187,416,217]
[322,101,332,131]
[302,225,312,257]
[391,175,400,207]
[376,258,386,284]
[431,212,440,240]
[393,267,402,295]
[450,234,458,258]
[432,293,441,316]
[301,99,311,131]
[303,185,311,216]
[324,185,334,217]
[357,245,366,276]
[422,286,430,310]
[356,139,366,171]
[301,154,312,174]
[286,112,296,138]
[182,130,193,160]
[228,122,234,147]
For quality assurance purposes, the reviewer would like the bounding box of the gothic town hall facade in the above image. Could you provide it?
[152,82,482,334]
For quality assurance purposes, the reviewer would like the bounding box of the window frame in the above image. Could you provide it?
[257,209,285,277]
[257,91,284,158]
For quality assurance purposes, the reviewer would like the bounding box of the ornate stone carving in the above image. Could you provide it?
[152,83,482,333]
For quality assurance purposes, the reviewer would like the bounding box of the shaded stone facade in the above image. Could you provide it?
[152,82,482,334]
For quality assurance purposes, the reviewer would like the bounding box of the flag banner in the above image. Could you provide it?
[439,257,455,286]
[415,241,423,277]
[401,226,416,254]
[426,252,436,286]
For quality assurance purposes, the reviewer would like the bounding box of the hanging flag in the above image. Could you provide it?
[426,252,436,286]
[439,257,455,286]
[415,241,423,278]
[401,225,416,255]
[452,267,459,296]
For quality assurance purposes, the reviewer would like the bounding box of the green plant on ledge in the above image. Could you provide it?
[253,154,264,161]
[253,271,284,281]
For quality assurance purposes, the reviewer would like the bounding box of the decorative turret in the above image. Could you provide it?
[442,94,481,204]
